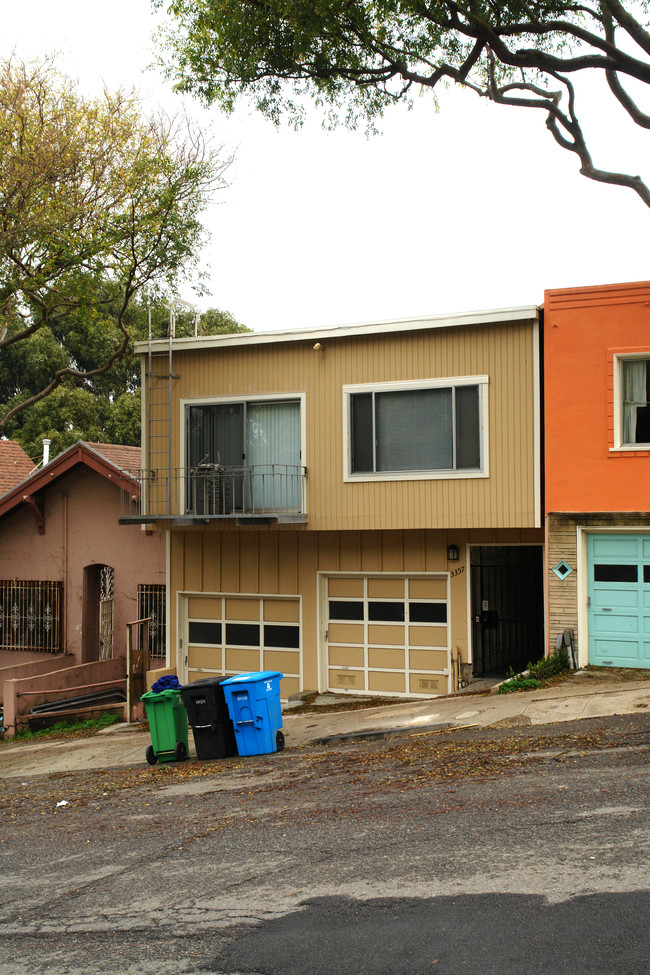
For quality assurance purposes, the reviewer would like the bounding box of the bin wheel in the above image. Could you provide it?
[276,730,285,752]
[145,745,158,766]
[175,741,188,761]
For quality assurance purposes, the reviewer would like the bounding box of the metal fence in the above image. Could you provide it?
[0,580,63,652]
[121,465,307,520]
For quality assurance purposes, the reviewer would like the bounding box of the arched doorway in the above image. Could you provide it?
[82,564,114,662]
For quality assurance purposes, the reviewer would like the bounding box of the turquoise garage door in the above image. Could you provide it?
[587,533,650,669]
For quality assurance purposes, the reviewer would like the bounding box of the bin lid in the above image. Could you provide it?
[222,671,283,685]
[141,688,182,701]
[180,677,231,690]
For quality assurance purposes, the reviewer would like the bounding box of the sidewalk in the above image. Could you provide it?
[0,673,648,779]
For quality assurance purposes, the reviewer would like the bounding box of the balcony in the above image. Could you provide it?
[119,464,308,525]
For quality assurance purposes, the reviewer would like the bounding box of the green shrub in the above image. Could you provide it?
[527,647,570,681]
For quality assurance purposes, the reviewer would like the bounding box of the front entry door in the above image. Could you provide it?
[471,546,544,676]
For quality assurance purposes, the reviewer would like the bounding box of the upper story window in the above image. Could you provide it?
[185,395,305,513]
[344,376,488,480]
[188,399,301,470]
[621,357,650,446]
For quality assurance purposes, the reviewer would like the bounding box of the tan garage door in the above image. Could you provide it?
[183,594,301,699]
[325,575,449,697]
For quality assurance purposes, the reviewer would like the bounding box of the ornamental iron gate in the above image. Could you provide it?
[137,584,166,664]
[98,566,114,661]
[0,580,63,651]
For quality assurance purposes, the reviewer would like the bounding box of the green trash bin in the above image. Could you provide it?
[141,688,189,765]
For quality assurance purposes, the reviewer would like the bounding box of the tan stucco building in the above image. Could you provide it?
[129,306,544,699]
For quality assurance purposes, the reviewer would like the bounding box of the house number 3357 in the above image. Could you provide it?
[450,566,465,578]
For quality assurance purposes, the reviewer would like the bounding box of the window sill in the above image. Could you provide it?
[344,469,488,483]
[609,445,650,454]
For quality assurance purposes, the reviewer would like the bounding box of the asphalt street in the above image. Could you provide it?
[1,713,648,975]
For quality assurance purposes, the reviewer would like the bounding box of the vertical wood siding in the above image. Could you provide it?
[146,319,538,532]
[171,525,542,685]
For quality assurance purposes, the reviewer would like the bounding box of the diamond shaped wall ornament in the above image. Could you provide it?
[553,560,573,580]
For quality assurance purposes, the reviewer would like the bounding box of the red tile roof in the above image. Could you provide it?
[0,440,36,495]
[83,442,142,473]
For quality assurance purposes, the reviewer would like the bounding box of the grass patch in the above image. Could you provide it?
[10,713,122,742]
[497,676,542,694]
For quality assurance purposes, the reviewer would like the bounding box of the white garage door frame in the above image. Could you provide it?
[177,590,302,690]
[317,571,451,697]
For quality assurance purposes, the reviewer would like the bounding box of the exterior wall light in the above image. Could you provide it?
[447,544,460,561]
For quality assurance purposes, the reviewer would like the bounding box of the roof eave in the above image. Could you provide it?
[135,304,541,355]
[0,442,139,520]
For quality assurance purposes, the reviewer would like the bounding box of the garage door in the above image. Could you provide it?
[325,575,449,697]
[183,595,301,698]
[587,534,650,669]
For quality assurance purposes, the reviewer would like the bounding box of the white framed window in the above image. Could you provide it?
[613,355,650,449]
[343,376,488,481]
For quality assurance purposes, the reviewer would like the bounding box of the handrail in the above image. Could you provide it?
[120,464,307,520]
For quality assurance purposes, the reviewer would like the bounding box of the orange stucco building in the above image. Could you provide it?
[544,280,650,669]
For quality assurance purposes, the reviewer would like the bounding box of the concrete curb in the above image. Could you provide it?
[314,722,454,745]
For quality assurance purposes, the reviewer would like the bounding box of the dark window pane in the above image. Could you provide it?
[376,388,452,472]
[409,602,447,623]
[456,385,480,469]
[188,403,243,468]
[645,565,650,584]
[225,623,260,646]
[593,564,638,583]
[635,404,650,444]
[329,600,364,621]
[368,601,405,622]
[351,394,374,472]
[264,624,300,648]
[189,621,222,645]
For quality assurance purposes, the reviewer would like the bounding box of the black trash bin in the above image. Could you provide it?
[180,678,238,760]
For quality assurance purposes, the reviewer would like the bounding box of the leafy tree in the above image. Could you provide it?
[158,0,650,206]
[0,55,231,430]
[1,297,249,459]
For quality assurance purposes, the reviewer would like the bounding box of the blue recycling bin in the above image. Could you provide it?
[221,671,284,756]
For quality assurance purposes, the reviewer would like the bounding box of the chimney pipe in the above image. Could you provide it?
[42,439,51,466]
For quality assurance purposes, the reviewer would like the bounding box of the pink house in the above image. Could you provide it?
[0,441,165,671]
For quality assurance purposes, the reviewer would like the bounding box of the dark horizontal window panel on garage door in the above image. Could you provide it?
[593,564,638,583]
[189,621,222,645]
[264,624,300,648]
[645,566,650,583]
[329,600,364,620]
[368,601,405,622]
[225,623,260,646]
[409,602,447,623]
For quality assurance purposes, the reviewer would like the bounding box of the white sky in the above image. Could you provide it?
[4,0,649,331]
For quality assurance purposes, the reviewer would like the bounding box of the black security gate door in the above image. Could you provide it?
[471,546,544,676]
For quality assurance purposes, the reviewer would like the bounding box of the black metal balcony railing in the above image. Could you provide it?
[120,464,307,521]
